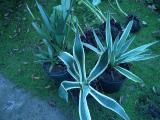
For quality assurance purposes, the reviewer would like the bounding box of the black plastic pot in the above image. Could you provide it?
[97,63,131,93]
[43,62,73,87]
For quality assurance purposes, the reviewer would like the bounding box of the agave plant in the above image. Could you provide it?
[26,0,75,69]
[83,12,159,83]
[58,26,130,120]
[26,0,72,50]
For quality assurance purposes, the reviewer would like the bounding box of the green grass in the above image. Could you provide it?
[0,0,160,120]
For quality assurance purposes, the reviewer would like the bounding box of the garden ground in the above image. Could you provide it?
[0,75,69,120]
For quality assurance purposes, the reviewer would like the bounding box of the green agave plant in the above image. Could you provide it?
[26,0,74,69]
[83,12,159,84]
[58,26,130,120]
[26,0,72,50]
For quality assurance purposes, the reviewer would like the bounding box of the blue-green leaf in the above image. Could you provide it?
[58,52,79,81]
[116,36,135,57]
[79,86,91,120]
[61,0,71,20]
[32,22,50,40]
[83,42,101,54]
[87,49,109,83]
[73,28,86,82]
[106,12,113,54]
[115,66,143,83]
[120,41,158,60]
[117,21,133,50]
[93,30,105,52]
[43,39,53,59]
[90,86,130,120]
[35,53,48,60]
[26,4,35,20]
[36,0,53,33]
[120,54,159,63]
[59,81,80,102]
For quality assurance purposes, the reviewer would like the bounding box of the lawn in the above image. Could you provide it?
[0,0,160,120]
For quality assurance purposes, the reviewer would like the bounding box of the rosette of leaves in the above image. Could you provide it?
[26,0,73,69]
[27,0,72,50]
[58,26,130,120]
[83,12,159,84]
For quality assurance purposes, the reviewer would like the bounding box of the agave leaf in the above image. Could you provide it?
[59,81,80,102]
[135,54,159,61]
[87,49,109,83]
[50,5,65,34]
[106,12,113,54]
[73,28,86,82]
[93,30,105,52]
[32,22,50,40]
[121,54,159,63]
[116,36,135,57]
[61,0,71,20]
[116,49,149,64]
[58,52,79,81]
[113,34,120,58]
[35,53,48,60]
[117,21,133,50]
[115,66,143,83]
[90,86,130,120]
[120,41,158,60]
[79,86,91,120]
[43,39,53,59]
[26,4,35,20]
[35,0,53,33]
[83,42,101,54]
[81,0,103,23]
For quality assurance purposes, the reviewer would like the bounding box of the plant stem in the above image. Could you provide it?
[115,0,128,17]
[81,0,105,23]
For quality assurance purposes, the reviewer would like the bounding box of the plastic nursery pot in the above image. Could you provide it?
[43,62,73,87]
[97,63,131,93]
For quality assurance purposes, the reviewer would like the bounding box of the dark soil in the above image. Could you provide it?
[126,14,141,33]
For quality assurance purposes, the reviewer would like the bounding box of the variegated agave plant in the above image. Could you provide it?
[83,12,159,84]
[58,27,130,120]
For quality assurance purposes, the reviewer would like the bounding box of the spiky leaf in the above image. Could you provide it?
[115,66,143,83]
[59,81,80,102]
[90,87,130,120]
[87,49,109,83]
[73,29,86,82]
[58,52,79,81]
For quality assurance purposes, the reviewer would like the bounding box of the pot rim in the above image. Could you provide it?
[43,62,69,76]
